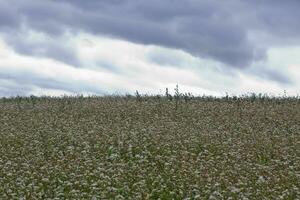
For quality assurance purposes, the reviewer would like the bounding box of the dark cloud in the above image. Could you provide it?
[2,31,80,66]
[0,69,105,95]
[0,2,21,29]
[247,66,293,85]
[0,0,300,72]
[0,79,32,97]
[249,1,300,38]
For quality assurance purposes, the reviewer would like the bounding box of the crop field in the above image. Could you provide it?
[0,94,299,199]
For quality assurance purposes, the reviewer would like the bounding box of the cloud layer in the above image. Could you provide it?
[0,0,300,96]
[1,34,299,97]
[1,0,300,67]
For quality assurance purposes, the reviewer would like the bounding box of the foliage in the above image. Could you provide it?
[0,93,299,199]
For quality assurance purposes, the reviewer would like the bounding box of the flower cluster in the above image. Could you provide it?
[0,96,299,199]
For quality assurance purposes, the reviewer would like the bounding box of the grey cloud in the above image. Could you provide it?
[147,52,186,67]
[247,66,293,85]
[74,1,256,67]
[20,1,75,36]
[0,0,300,74]
[0,0,80,66]
[2,30,81,67]
[0,0,257,68]
[95,60,123,74]
[250,1,300,38]
[0,69,105,95]
[0,79,32,97]
[0,1,21,30]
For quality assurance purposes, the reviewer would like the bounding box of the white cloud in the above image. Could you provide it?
[73,33,240,94]
[0,32,299,97]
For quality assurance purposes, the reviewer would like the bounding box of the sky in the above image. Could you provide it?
[0,0,300,97]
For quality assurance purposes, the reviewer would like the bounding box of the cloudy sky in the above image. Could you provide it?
[0,0,300,97]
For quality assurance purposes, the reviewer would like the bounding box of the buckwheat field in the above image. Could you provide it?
[0,94,299,199]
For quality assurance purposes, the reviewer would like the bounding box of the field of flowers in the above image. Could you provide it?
[0,95,299,199]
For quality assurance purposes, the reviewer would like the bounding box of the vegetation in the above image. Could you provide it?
[0,90,299,199]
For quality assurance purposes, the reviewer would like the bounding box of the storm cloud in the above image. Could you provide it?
[0,0,299,68]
